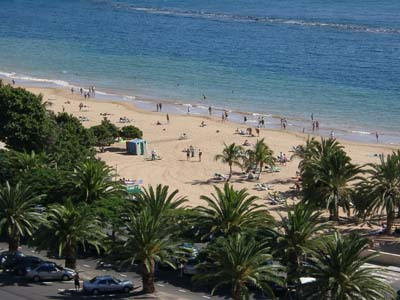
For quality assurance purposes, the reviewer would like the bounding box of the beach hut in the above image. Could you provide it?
[126,138,147,155]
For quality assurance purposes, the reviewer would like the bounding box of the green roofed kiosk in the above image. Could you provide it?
[126,138,147,155]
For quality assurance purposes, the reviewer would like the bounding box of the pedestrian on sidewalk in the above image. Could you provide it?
[74,272,80,291]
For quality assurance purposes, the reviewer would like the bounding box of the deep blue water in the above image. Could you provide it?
[0,0,399,143]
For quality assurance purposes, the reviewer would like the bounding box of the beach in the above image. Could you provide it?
[15,84,397,216]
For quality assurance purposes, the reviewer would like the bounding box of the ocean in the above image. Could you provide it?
[0,0,399,144]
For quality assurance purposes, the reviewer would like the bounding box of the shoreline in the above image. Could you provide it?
[1,69,399,146]
[3,81,398,213]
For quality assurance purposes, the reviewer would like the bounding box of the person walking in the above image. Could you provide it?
[198,149,202,162]
[74,272,80,291]
[166,113,170,123]
[208,106,212,116]
[375,131,379,143]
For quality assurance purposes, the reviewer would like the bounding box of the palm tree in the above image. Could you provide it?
[301,138,363,221]
[197,183,273,238]
[34,202,105,269]
[123,208,182,294]
[10,150,48,174]
[68,159,124,204]
[133,184,187,218]
[358,151,400,234]
[252,139,275,178]
[266,203,330,287]
[290,137,319,168]
[194,234,283,300]
[302,232,395,300]
[0,182,43,252]
[215,143,243,181]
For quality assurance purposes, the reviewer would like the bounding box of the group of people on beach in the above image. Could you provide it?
[185,145,202,162]
[156,103,163,112]
[71,86,95,99]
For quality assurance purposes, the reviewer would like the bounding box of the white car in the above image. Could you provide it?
[26,263,75,282]
[83,275,133,295]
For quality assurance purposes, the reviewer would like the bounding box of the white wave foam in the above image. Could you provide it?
[351,130,371,135]
[120,5,400,35]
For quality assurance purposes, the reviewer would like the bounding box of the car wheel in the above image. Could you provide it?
[91,289,100,295]
[61,275,69,281]
[123,286,130,294]
[33,275,40,282]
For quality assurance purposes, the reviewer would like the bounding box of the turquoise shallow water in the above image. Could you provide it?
[0,0,399,144]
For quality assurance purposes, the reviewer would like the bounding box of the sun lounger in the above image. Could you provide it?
[266,166,281,173]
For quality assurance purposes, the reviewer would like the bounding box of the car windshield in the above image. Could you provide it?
[112,277,121,283]
[89,277,97,283]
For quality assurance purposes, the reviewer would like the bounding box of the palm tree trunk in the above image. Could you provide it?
[141,262,155,294]
[228,163,233,181]
[64,244,77,269]
[8,231,20,252]
[386,211,395,235]
[231,283,242,300]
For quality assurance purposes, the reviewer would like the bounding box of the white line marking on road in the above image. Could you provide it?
[178,289,187,293]
[57,289,65,292]
[203,296,211,299]
[83,264,91,268]
[43,282,52,285]
[157,283,165,287]
[119,273,127,277]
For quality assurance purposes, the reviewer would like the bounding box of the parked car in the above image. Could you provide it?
[0,251,25,270]
[12,256,44,275]
[83,275,134,295]
[26,262,76,282]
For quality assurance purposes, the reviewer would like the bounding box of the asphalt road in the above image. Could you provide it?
[0,243,229,300]
[2,243,400,300]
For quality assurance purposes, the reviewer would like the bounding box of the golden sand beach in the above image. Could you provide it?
[18,85,398,218]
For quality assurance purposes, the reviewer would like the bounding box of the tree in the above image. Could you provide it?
[133,184,187,218]
[120,184,187,293]
[34,202,105,269]
[252,139,275,178]
[0,182,43,252]
[194,234,283,300]
[0,83,55,152]
[90,118,119,152]
[266,203,330,288]
[358,151,400,234]
[302,232,395,300]
[119,125,143,140]
[197,183,273,238]
[301,138,362,221]
[49,112,95,167]
[67,159,124,204]
[215,143,243,181]
[290,137,319,168]
[123,208,182,293]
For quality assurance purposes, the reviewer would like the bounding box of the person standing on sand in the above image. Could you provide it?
[376,131,379,143]
[159,103,162,111]
[208,106,212,116]
[244,116,247,123]
[187,106,190,114]
[198,149,202,162]
[71,87,74,94]
[156,103,159,112]
[166,114,170,123]
[186,148,190,161]
[221,112,225,122]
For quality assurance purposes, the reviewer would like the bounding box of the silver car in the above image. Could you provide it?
[83,275,133,295]
[26,263,76,282]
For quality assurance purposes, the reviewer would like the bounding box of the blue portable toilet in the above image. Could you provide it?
[126,139,147,155]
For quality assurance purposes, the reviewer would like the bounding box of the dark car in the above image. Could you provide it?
[0,251,25,270]
[12,256,44,275]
